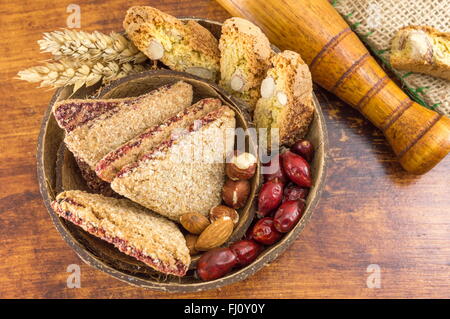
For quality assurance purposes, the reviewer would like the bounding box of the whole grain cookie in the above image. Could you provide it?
[51,190,191,276]
[123,6,220,81]
[111,106,236,222]
[219,17,273,111]
[53,81,193,169]
[254,50,314,148]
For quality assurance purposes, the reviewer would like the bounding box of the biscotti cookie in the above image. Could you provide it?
[51,190,191,276]
[390,26,450,81]
[111,105,236,221]
[96,98,222,182]
[53,81,193,169]
[254,50,314,147]
[219,17,273,111]
[123,6,220,81]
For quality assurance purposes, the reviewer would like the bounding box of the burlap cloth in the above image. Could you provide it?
[332,0,450,116]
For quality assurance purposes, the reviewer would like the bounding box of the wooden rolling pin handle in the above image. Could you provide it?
[216,0,450,174]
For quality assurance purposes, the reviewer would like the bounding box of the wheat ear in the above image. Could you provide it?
[17,59,147,92]
[38,29,148,64]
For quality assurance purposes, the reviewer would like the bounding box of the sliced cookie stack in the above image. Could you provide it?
[53,81,193,169]
[52,81,236,276]
[110,103,235,221]
[95,98,223,182]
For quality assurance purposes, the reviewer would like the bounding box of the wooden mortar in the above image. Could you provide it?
[215,0,450,174]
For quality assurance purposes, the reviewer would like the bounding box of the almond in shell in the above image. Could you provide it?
[195,217,234,251]
[210,205,239,225]
[225,152,257,181]
[222,178,250,209]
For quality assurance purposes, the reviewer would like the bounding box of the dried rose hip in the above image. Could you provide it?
[196,247,238,281]
[257,179,284,217]
[245,221,256,240]
[291,139,315,162]
[281,151,312,188]
[282,184,309,202]
[273,200,305,233]
[230,240,263,267]
[251,217,282,245]
[262,154,288,184]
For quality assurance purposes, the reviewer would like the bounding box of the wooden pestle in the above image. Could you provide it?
[215,0,450,174]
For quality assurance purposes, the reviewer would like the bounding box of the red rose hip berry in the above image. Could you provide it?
[196,247,238,281]
[281,151,312,188]
[283,184,309,202]
[262,154,288,184]
[274,200,305,233]
[257,179,284,217]
[230,240,263,267]
[291,139,315,162]
[251,217,282,245]
[245,222,255,240]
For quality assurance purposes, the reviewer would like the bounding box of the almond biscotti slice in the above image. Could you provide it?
[51,190,190,276]
[123,6,220,81]
[219,17,273,111]
[111,105,236,221]
[390,26,450,81]
[53,81,193,169]
[95,98,222,182]
[254,50,314,147]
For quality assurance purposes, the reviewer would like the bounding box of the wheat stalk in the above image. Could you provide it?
[17,59,147,92]
[38,29,148,64]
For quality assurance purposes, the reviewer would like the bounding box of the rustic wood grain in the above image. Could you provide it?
[0,0,449,299]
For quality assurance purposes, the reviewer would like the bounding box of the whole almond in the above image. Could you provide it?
[260,76,275,98]
[147,39,164,60]
[184,234,200,255]
[230,72,245,92]
[180,212,210,235]
[277,91,288,105]
[195,217,234,251]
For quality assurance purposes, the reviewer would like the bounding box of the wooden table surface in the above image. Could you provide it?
[1,0,449,299]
